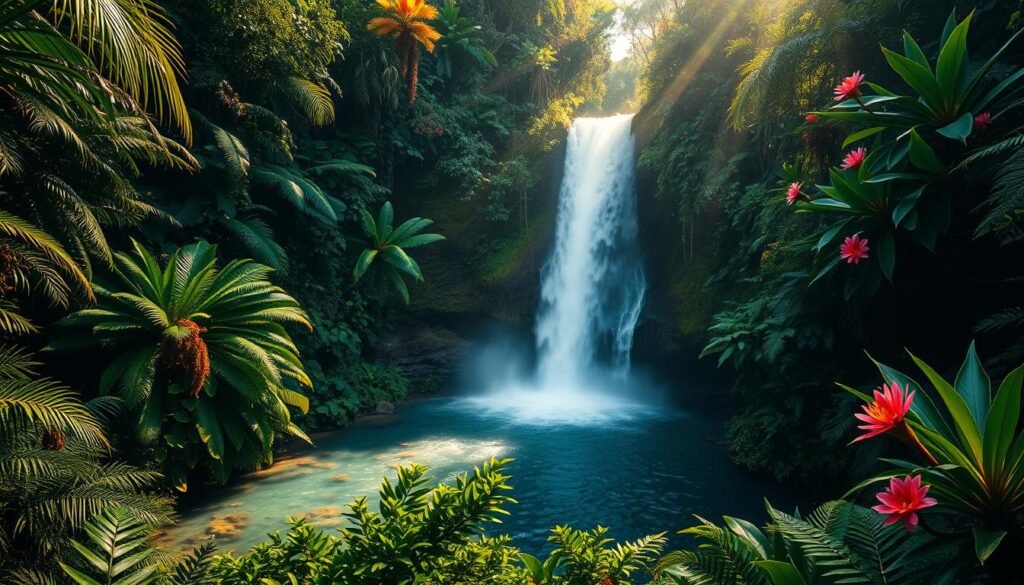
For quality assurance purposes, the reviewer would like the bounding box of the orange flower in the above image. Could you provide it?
[852,382,913,442]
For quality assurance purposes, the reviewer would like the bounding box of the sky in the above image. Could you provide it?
[609,8,633,61]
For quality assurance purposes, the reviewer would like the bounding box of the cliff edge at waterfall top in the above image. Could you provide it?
[457,114,662,426]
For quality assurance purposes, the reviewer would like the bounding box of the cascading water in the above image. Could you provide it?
[463,114,653,424]
[535,114,645,388]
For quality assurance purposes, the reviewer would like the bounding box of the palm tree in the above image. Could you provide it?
[367,0,442,104]
[0,346,173,575]
[352,201,444,304]
[49,240,313,489]
[0,208,95,335]
[434,0,496,79]
[47,0,192,140]
[0,0,196,284]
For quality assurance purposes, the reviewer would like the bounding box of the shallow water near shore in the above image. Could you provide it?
[168,395,787,554]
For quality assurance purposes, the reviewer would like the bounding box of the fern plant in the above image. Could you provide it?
[60,508,218,585]
[60,506,160,585]
[656,500,949,585]
[0,346,173,575]
[540,526,666,585]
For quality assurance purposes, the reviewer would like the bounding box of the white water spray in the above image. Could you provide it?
[462,115,652,424]
[536,114,645,388]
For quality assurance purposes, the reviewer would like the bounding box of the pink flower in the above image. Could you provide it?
[973,112,992,131]
[786,182,803,206]
[841,147,867,170]
[852,382,914,443]
[805,113,818,123]
[873,475,937,531]
[834,71,865,102]
[840,233,870,264]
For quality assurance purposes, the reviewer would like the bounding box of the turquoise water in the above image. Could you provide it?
[168,395,785,555]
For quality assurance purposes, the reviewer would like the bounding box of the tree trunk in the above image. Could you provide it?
[407,42,420,104]
[397,35,409,81]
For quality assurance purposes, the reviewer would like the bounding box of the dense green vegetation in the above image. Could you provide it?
[4,0,1024,582]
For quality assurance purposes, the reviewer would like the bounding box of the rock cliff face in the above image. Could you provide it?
[376,137,566,387]
[372,326,471,394]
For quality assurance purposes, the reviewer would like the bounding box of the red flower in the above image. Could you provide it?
[839,233,869,264]
[834,71,865,102]
[973,112,992,131]
[873,475,937,531]
[786,182,803,206]
[852,382,913,443]
[805,113,818,123]
[841,147,867,170]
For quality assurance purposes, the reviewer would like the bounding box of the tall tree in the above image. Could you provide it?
[368,0,442,103]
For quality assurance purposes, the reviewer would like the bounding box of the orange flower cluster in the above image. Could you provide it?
[41,427,65,451]
[170,318,211,398]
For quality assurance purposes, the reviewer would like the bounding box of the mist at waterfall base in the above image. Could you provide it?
[458,114,664,425]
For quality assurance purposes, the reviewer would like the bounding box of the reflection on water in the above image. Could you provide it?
[168,397,786,554]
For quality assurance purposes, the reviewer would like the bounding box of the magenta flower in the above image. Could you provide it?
[840,234,870,264]
[841,147,867,170]
[786,182,803,206]
[974,112,992,131]
[852,382,914,443]
[834,71,865,102]
[873,475,937,531]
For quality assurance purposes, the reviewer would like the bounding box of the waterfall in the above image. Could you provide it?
[461,114,652,424]
[536,114,645,389]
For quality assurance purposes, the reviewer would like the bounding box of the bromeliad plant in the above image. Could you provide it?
[783,11,1024,291]
[844,343,1024,564]
[49,240,313,489]
[352,201,444,304]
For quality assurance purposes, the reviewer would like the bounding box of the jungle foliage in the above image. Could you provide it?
[631,0,1024,491]
[0,0,618,577]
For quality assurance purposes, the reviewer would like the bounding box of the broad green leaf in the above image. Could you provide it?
[842,126,886,148]
[809,255,842,285]
[754,560,807,585]
[814,221,848,253]
[882,47,944,111]
[724,516,769,559]
[893,187,925,228]
[195,399,225,460]
[902,31,931,71]
[908,130,945,175]
[878,230,895,281]
[399,233,445,248]
[983,364,1024,469]
[973,528,1006,565]
[954,341,991,431]
[936,112,974,140]
[911,352,984,463]
[935,11,971,101]
[353,249,378,282]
